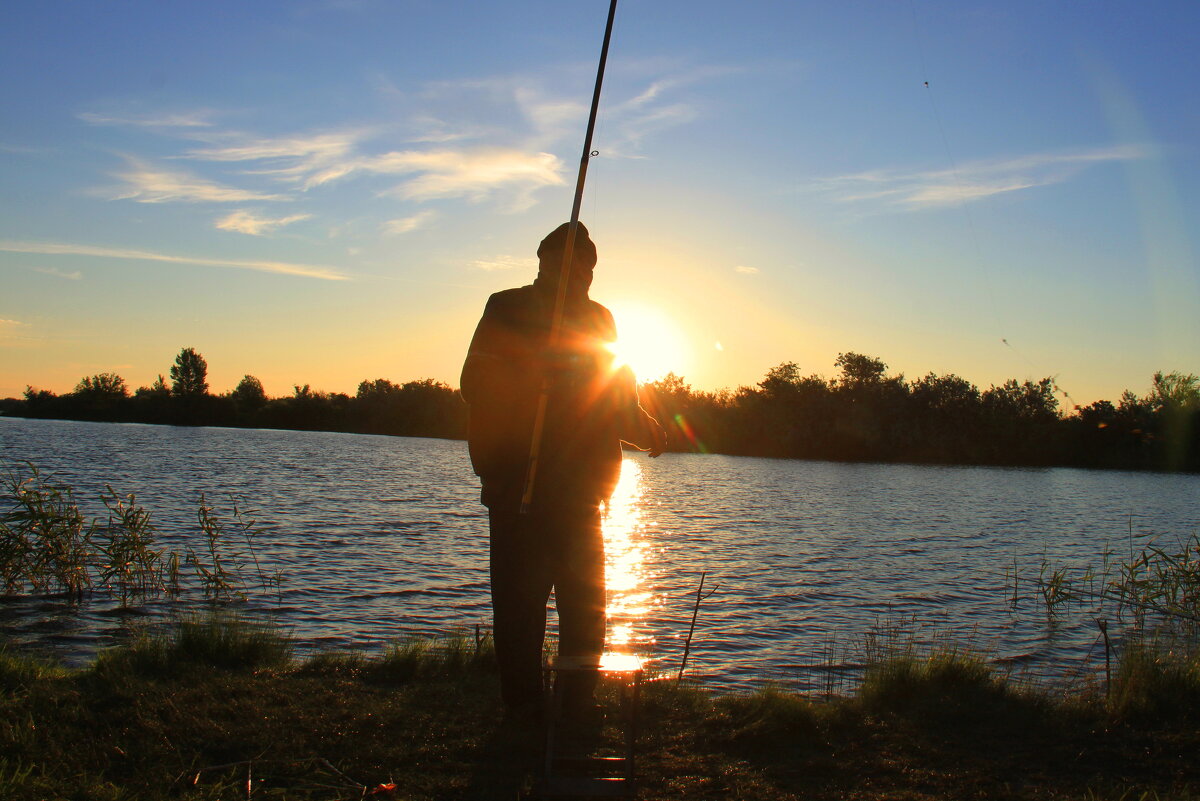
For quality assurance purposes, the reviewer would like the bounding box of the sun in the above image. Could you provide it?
[605,302,690,383]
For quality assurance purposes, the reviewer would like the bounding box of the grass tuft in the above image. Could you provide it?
[715,685,827,746]
[1109,639,1200,722]
[298,649,368,676]
[367,631,495,684]
[857,646,1039,726]
[0,647,68,692]
[94,614,292,678]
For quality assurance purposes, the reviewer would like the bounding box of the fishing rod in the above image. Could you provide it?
[519,0,619,515]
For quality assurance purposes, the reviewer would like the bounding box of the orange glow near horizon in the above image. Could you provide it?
[606,302,691,384]
[602,457,656,651]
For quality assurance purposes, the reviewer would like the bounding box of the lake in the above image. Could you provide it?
[3,416,1198,692]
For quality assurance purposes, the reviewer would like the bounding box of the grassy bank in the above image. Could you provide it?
[2,617,1199,800]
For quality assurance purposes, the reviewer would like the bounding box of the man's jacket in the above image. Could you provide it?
[461,283,658,511]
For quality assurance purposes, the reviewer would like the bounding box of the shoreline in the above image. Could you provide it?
[5,412,1198,475]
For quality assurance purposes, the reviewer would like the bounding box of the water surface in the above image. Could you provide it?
[3,416,1197,692]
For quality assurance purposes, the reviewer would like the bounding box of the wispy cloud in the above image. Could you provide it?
[620,64,743,110]
[80,62,719,214]
[79,110,216,129]
[0,318,27,344]
[33,266,83,280]
[598,64,740,157]
[471,255,537,272]
[814,145,1145,209]
[187,130,366,185]
[215,210,312,235]
[187,128,564,206]
[734,265,760,275]
[0,240,348,281]
[382,210,435,235]
[110,158,288,203]
[372,149,564,202]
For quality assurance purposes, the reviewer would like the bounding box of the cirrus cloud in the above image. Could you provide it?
[813,145,1146,210]
[0,240,347,281]
[79,110,217,129]
[216,210,313,235]
[471,255,537,272]
[34,266,84,280]
[382,210,436,236]
[80,62,723,215]
[109,158,289,204]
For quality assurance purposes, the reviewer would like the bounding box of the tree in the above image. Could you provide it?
[74,372,129,398]
[982,378,1058,422]
[835,352,887,387]
[1150,371,1200,411]
[909,372,979,414]
[758,362,802,397]
[231,375,267,409]
[170,348,208,396]
[24,385,55,402]
[356,378,399,402]
[135,374,171,399]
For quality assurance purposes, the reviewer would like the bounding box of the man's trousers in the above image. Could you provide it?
[488,503,605,710]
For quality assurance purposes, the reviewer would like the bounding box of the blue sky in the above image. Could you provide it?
[2,0,1197,407]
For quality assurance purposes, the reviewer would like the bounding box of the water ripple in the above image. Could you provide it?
[3,417,1199,691]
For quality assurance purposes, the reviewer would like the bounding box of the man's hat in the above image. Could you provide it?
[537,222,597,267]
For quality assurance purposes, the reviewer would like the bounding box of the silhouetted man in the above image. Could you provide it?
[460,222,665,716]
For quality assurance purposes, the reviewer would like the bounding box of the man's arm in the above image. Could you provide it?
[461,292,538,406]
[611,365,667,457]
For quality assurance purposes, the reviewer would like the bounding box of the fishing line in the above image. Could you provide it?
[907,1,1078,410]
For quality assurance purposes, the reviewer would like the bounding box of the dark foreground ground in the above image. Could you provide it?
[2,618,1198,800]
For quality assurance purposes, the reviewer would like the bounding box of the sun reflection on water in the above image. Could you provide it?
[602,457,657,651]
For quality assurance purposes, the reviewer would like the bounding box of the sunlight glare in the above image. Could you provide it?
[602,457,657,652]
[606,302,690,383]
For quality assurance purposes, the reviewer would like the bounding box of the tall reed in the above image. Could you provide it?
[1015,522,1200,628]
[0,465,92,598]
[0,463,280,606]
[96,487,167,602]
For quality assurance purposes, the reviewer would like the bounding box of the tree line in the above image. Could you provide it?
[8,348,467,440]
[4,348,1197,472]
[637,353,1199,472]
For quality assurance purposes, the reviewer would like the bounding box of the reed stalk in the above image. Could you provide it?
[0,463,280,606]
